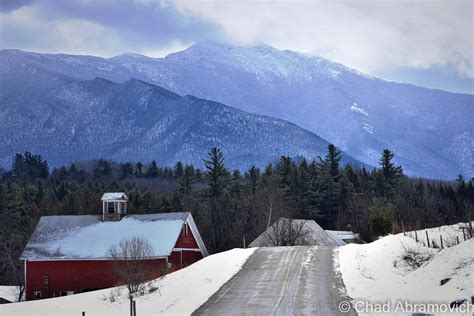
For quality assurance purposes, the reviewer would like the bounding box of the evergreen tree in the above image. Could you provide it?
[277,156,297,200]
[147,160,159,178]
[69,163,78,174]
[378,149,403,199]
[135,162,144,177]
[12,152,48,179]
[297,159,317,217]
[177,165,196,196]
[245,166,260,195]
[120,163,134,179]
[323,144,341,180]
[175,161,184,178]
[203,147,229,198]
[103,161,111,176]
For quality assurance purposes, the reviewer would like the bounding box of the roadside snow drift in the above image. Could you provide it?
[338,223,474,315]
[0,286,19,303]
[0,248,255,316]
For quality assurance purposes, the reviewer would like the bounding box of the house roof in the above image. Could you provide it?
[326,230,360,241]
[101,192,128,201]
[21,212,207,260]
[249,218,346,247]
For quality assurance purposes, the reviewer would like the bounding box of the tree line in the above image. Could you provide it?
[0,146,473,296]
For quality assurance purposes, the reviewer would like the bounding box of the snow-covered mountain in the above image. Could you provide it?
[0,76,363,169]
[1,43,472,178]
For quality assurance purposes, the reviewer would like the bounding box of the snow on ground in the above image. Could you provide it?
[0,286,19,302]
[0,248,255,316]
[338,222,474,315]
[405,222,472,248]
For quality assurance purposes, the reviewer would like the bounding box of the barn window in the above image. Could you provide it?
[60,291,74,296]
[34,291,42,299]
[184,223,188,236]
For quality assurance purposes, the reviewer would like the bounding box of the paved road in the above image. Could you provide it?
[193,246,357,316]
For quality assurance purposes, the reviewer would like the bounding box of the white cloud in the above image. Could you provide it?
[173,0,474,78]
[142,40,191,57]
[0,4,189,57]
[0,5,123,56]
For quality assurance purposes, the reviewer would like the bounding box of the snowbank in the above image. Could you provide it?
[405,222,472,248]
[338,223,474,315]
[0,286,19,302]
[0,248,255,316]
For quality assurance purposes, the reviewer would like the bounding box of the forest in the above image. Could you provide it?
[1,146,473,292]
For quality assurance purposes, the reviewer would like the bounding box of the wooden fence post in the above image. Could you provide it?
[462,227,466,241]
[456,236,460,245]
[426,231,430,248]
[133,300,137,316]
[415,230,418,242]
[440,235,443,249]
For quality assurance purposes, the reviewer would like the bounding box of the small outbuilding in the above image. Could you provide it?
[326,230,364,244]
[21,192,208,301]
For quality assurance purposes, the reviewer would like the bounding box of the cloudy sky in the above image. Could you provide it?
[1,0,472,93]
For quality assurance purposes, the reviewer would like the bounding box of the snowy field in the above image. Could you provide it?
[0,248,255,316]
[338,222,474,315]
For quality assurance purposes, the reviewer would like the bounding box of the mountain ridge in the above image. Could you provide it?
[0,75,365,170]
[2,46,472,96]
[1,43,472,179]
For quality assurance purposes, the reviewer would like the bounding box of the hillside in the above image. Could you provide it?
[0,76,363,169]
[338,223,474,315]
[1,43,472,178]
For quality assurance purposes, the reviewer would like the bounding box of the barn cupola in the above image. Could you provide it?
[101,192,128,221]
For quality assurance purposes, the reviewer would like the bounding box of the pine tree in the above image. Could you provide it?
[147,160,159,178]
[378,149,403,199]
[203,147,229,198]
[380,149,403,182]
[120,163,134,179]
[175,161,184,178]
[324,144,341,180]
[245,166,260,195]
[277,156,297,200]
[177,165,196,196]
[297,159,317,217]
[135,162,143,177]
[69,163,78,174]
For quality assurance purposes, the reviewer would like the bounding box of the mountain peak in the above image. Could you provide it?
[110,52,148,61]
[187,40,277,53]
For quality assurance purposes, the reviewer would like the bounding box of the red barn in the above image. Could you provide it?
[21,192,208,301]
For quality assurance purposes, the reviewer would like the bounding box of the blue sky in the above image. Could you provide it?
[0,0,472,94]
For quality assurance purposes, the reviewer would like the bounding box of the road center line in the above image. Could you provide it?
[271,248,299,315]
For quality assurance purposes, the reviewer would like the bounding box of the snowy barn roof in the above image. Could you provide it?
[249,218,346,247]
[101,192,128,201]
[21,212,207,260]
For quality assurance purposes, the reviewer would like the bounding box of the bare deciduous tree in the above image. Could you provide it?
[264,218,311,246]
[0,229,25,302]
[107,235,163,316]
